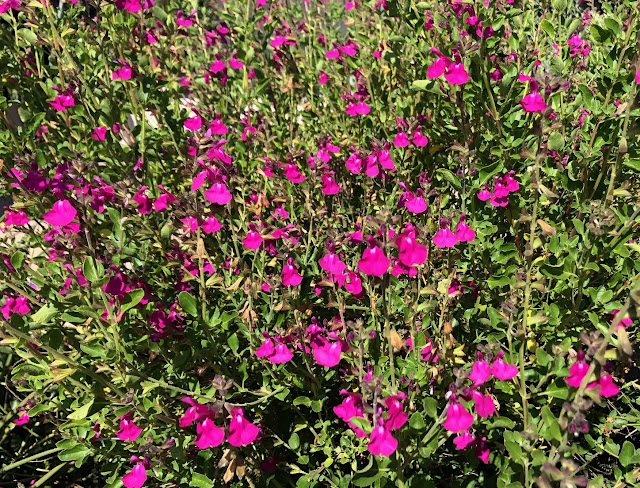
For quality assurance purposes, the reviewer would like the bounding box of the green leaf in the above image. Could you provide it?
[82,256,104,283]
[32,304,58,325]
[477,160,504,185]
[293,396,311,407]
[227,333,239,354]
[436,168,461,190]
[423,397,438,419]
[619,441,635,467]
[10,251,25,270]
[178,291,198,316]
[488,418,515,429]
[540,20,555,37]
[289,432,301,450]
[68,400,94,420]
[504,437,523,462]
[541,406,562,442]
[623,159,640,172]
[18,28,37,45]
[191,473,214,488]
[547,131,565,152]
[348,416,372,434]
[121,289,144,312]
[409,412,426,430]
[58,444,90,463]
[590,24,611,43]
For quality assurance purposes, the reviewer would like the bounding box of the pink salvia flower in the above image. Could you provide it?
[194,418,225,449]
[472,391,495,418]
[44,200,77,227]
[443,402,474,433]
[454,431,475,449]
[184,112,203,131]
[455,222,476,243]
[566,361,590,388]
[242,225,263,250]
[122,464,147,488]
[611,309,633,331]
[14,411,29,426]
[312,338,342,367]
[319,251,347,275]
[116,413,142,441]
[91,127,108,141]
[385,394,408,430]
[282,258,303,286]
[444,63,469,85]
[491,352,518,380]
[395,225,427,267]
[357,238,390,276]
[204,183,232,205]
[368,420,397,457]
[227,407,260,447]
[519,93,546,112]
[321,173,341,194]
[432,228,457,248]
[636,68,640,84]
[469,358,492,385]
[269,344,294,364]
[477,186,492,201]
[393,132,410,147]
[345,102,370,116]
[256,338,276,358]
[201,217,222,234]
[596,374,620,397]
[405,191,427,214]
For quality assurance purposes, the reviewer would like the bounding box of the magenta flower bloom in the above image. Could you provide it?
[3,210,29,226]
[11,296,30,315]
[444,63,469,85]
[91,126,108,141]
[312,338,342,367]
[491,352,518,380]
[184,112,203,131]
[319,251,347,275]
[395,226,427,267]
[49,93,75,112]
[566,361,590,388]
[472,391,495,418]
[284,164,306,183]
[204,183,232,205]
[455,222,476,243]
[321,173,341,195]
[432,228,457,248]
[404,191,427,214]
[611,309,633,331]
[116,413,142,441]
[368,420,398,457]
[269,344,294,364]
[194,418,225,449]
[242,225,263,250]
[477,186,491,201]
[14,411,29,426]
[256,338,275,358]
[358,238,390,277]
[469,358,491,385]
[519,93,546,112]
[282,259,303,286]
[385,393,408,430]
[122,464,147,488]
[344,270,363,295]
[44,200,77,227]
[112,64,133,81]
[428,57,450,79]
[443,402,474,433]
[334,390,367,437]
[0,0,21,13]
[453,431,475,449]
[345,152,364,174]
[412,130,429,147]
[227,407,260,447]
[392,132,410,147]
[595,374,620,397]
[345,102,370,116]
[636,68,640,84]
[201,216,222,234]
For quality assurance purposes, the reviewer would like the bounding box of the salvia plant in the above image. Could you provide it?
[0,0,640,486]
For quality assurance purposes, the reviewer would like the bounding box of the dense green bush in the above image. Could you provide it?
[1,0,640,486]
